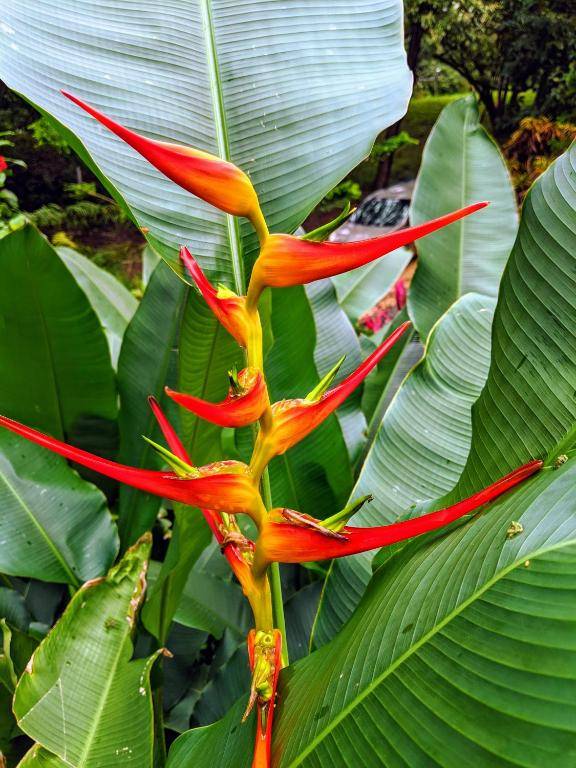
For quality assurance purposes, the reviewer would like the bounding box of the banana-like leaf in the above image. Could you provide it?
[409,95,518,338]
[117,260,186,545]
[0,225,117,445]
[0,0,411,282]
[451,143,576,498]
[332,247,412,324]
[57,247,138,367]
[166,460,576,766]
[312,293,495,646]
[14,536,158,768]
[306,279,366,464]
[0,431,118,585]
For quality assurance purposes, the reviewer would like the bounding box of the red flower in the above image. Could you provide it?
[0,414,263,521]
[247,202,487,305]
[250,322,410,477]
[180,247,263,368]
[0,156,7,173]
[166,367,269,428]
[256,460,543,565]
[62,91,268,242]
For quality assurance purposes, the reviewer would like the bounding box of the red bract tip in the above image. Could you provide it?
[0,414,260,517]
[147,396,190,462]
[257,460,543,564]
[180,247,262,367]
[166,368,269,428]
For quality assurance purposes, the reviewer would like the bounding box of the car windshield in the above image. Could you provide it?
[350,198,410,227]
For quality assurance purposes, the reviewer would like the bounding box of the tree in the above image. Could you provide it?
[428,0,576,136]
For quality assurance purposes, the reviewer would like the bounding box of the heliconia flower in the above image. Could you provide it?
[255,460,543,566]
[245,629,283,768]
[246,202,488,306]
[250,322,410,477]
[147,397,258,595]
[61,91,268,242]
[0,414,264,521]
[0,156,7,173]
[166,366,269,428]
[180,246,263,369]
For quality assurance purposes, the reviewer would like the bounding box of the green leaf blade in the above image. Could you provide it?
[409,95,518,338]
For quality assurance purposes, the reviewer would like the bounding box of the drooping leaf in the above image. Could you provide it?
[332,246,412,324]
[0,0,411,279]
[57,247,138,367]
[117,260,186,546]
[14,535,158,768]
[0,225,117,445]
[313,293,495,646]
[409,95,518,338]
[0,431,118,585]
[451,142,576,498]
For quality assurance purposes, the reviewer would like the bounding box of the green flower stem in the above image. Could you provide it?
[261,466,289,667]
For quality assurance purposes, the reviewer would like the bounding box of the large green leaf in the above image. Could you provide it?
[0,0,411,283]
[0,225,117,443]
[451,142,576,498]
[14,536,158,768]
[57,247,137,367]
[409,95,518,338]
[306,279,366,464]
[116,260,186,546]
[313,293,495,646]
[178,290,242,467]
[271,462,576,766]
[332,247,412,325]
[0,431,117,585]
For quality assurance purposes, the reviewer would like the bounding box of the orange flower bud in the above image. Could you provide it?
[180,247,263,369]
[61,91,268,241]
[245,629,282,768]
[247,202,487,305]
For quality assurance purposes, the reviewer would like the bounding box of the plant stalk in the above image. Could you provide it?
[261,466,289,667]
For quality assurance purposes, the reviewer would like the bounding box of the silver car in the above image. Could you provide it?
[329,181,414,243]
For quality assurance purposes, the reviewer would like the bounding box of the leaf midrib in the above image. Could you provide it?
[198,0,245,294]
[289,534,576,766]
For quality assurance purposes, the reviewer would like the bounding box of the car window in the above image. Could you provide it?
[350,198,410,227]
